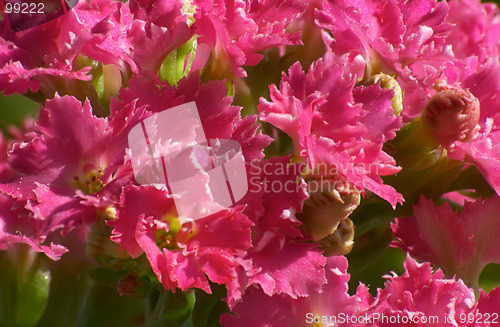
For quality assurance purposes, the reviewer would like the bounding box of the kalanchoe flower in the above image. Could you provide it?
[221,256,366,327]
[315,0,453,119]
[0,193,67,261]
[446,0,500,62]
[83,0,193,83]
[0,0,113,96]
[422,83,480,148]
[0,0,194,107]
[108,72,271,294]
[223,254,496,327]
[392,196,500,288]
[225,156,327,308]
[191,0,306,80]
[443,59,500,196]
[128,0,188,30]
[258,58,403,208]
[0,94,140,245]
[109,184,253,293]
[364,255,477,326]
[476,285,500,318]
[117,73,272,162]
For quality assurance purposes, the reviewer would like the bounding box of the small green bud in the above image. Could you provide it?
[0,245,51,327]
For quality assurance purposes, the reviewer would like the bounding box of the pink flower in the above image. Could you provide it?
[0,94,139,240]
[116,73,271,162]
[446,0,500,62]
[0,0,193,101]
[476,285,500,318]
[258,58,403,208]
[109,184,253,293]
[82,0,193,82]
[315,0,453,119]
[225,156,327,308]
[365,255,477,326]
[128,0,186,30]
[223,254,491,327]
[108,71,270,292]
[0,0,113,96]
[392,196,500,288]
[0,193,67,260]
[444,60,500,196]
[221,256,366,327]
[192,0,306,79]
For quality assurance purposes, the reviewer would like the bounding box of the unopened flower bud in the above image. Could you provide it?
[117,273,140,296]
[365,73,403,116]
[298,176,360,241]
[422,85,480,148]
[85,217,129,265]
[319,218,355,256]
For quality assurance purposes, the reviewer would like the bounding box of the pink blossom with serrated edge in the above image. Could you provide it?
[0,193,67,260]
[82,0,193,81]
[221,256,366,327]
[392,196,500,288]
[364,255,477,327]
[0,0,114,95]
[116,73,271,162]
[225,156,329,307]
[0,0,193,97]
[315,0,453,119]
[192,0,306,77]
[476,286,500,318]
[128,0,186,30]
[446,0,500,62]
[0,94,141,244]
[258,59,403,208]
[110,184,253,293]
[443,59,500,196]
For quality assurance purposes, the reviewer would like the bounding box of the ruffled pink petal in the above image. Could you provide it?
[109,184,176,258]
[222,256,365,326]
[366,255,476,326]
[259,60,403,207]
[111,184,253,292]
[477,285,500,316]
[192,0,305,77]
[247,237,326,299]
[0,193,67,261]
[392,196,500,287]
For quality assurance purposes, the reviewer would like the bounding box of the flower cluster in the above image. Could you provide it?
[1,0,500,326]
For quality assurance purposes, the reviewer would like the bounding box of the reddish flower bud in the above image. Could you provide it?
[117,273,139,296]
[422,85,480,148]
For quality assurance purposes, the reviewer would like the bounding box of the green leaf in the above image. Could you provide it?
[479,263,500,293]
[346,223,394,274]
[144,289,194,327]
[192,284,228,327]
[87,267,127,289]
[0,247,51,327]
[0,94,39,133]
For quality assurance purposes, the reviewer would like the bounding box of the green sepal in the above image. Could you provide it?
[160,35,198,86]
